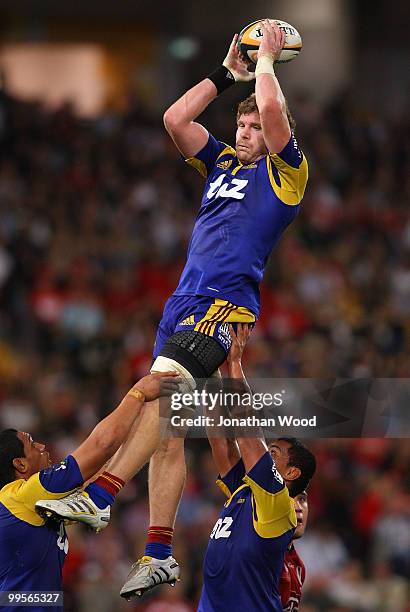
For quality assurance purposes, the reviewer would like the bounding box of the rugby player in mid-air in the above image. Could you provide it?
[118,19,309,596]
[0,371,178,612]
[202,324,316,610]
[37,19,309,597]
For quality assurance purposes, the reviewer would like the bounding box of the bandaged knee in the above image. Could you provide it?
[151,355,196,394]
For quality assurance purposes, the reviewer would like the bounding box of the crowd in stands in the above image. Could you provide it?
[0,87,409,611]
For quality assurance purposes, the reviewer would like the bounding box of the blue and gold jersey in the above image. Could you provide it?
[0,455,83,612]
[175,133,308,316]
[199,452,297,612]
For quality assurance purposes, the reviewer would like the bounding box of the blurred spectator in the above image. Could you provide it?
[372,491,410,578]
[295,524,349,583]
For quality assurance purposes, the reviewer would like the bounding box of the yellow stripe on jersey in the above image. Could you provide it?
[216,144,236,160]
[231,163,243,176]
[185,156,208,178]
[187,143,236,178]
[266,153,309,206]
[0,475,78,526]
[194,299,256,336]
[215,478,232,499]
[243,474,297,538]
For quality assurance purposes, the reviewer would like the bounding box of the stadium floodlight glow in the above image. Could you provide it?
[168,37,199,60]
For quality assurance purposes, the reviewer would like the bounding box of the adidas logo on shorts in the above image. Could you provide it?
[179,315,195,326]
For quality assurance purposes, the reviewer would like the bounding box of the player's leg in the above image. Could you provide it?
[121,303,256,598]
[98,312,177,481]
[120,324,227,599]
[34,394,163,530]
[104,399,160,482]
[97,307,184,484]
[148,437,186,530]
[35,300,191,532]
[124,300,239,555]
[119,354,196,599]
[34,313,179,530]
[118,436,186,600]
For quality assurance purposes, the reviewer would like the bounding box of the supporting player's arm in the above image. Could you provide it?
[254,20,291,154]
[227,324,268,472]
[163,34,254,158]
[207,410,241,478]
[71,372,178,481]
[205,374,243,493]
[209,437,241,478]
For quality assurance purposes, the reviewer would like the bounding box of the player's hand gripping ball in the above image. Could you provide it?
[238,19,302,68]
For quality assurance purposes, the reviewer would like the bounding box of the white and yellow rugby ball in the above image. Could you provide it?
[238,19,302,66]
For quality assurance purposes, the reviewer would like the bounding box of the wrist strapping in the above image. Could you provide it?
[127,386,146,403]
[255,55,275,77]
[207,65,235,94]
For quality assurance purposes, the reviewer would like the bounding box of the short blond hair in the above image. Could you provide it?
[236,93,296,131]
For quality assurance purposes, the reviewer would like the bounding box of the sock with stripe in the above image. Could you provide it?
[85,472,125,509]
[144,526,174,560]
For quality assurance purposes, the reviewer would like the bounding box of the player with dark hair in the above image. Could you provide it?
[34,20,309,597]
[0,372,178,611]
[270,438,317,498]
[200,324,316,611]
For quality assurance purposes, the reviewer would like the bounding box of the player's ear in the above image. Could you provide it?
[284,465,301,482]
[12,456,29,475]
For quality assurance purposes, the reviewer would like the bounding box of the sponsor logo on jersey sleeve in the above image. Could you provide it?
[43,459,68,476]
[217,159,233,170]
[272,460,284,484]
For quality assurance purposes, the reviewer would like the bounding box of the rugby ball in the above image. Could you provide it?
[238,19,302,67]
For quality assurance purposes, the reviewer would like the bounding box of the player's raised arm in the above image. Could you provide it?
[208,435,241,478]
[71,372,178,481]
[205,378,241,477]
[163,34,254,158]
[227,324,268,472]
[163,80,215,158]
[254,20,291,154]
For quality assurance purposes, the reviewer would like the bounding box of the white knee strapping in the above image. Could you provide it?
[151,355,196,393]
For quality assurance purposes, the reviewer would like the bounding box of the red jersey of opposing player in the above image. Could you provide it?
[279,543,306,611]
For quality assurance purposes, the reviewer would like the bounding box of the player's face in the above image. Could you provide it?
[236,112,268,163]
[17,431,51,475]
[293,491,308,539]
